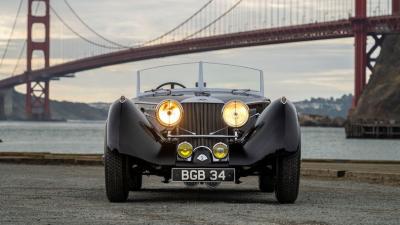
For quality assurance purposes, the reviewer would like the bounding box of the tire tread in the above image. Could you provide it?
[275,150,301,204]
[105,148,129,202]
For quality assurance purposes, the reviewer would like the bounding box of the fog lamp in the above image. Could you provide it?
[222,100,249,128]
[213,142,229,159]
[177,142,193,159]
[156,99,183,127]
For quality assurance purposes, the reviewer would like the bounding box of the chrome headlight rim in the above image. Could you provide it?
[155,99,184,127]
[221,100,250,128]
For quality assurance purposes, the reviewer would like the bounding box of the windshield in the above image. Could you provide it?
[137,62,263,95]
[138,63,198,91]
[202,62,262,91]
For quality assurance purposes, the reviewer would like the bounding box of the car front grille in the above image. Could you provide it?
[179,103,227,148]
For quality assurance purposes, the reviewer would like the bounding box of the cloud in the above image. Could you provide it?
[1,0,369,102]
[279,69,354,92]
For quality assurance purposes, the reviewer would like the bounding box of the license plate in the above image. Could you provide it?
[172,168,235,182]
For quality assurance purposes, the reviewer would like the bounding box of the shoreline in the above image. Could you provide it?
[0,115,347,128]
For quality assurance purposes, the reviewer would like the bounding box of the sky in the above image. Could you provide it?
[0,0,381,103]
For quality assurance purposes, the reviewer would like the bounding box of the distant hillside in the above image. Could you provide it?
[1,90,352,126]
[294,94,352,118]
[88,102,111,111]
[1,90,108,121]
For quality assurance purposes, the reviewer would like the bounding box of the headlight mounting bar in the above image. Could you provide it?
[167,134,238,139]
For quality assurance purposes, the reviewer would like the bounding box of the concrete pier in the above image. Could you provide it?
[346,120,400,138]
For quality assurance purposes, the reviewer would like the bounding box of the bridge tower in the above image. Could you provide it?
[352,0,367,108]
[26,0,50,120]
[394,0,400,15]
[352,0,400,108]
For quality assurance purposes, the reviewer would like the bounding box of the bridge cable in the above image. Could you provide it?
[11,41,26,76]
[50,6,124,50]
[183,0,243,40]
[62,0,130,49]
[10,0,42,77]
[142,0,215,46]
[0,0,24,71]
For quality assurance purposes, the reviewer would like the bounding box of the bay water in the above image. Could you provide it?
[0,121,399,160]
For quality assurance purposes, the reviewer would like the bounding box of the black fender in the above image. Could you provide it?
[106,97,176,165]
[230,98,301,166]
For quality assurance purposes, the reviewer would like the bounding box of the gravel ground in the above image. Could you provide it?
[0,164,399,225]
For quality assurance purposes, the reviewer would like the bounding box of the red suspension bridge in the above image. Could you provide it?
[0,0,399,119]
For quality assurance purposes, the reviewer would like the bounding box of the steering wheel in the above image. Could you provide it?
[156,82,186,90]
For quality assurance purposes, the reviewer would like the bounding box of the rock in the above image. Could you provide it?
[350,34,400,122]
[299,114,345,127]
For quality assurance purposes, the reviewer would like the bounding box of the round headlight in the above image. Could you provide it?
[222,100,249,128]
[156,99,183,127]
[177,142,193,159]
[213,142,229,159]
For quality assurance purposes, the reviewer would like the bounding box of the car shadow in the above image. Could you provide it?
[126,188,278,204]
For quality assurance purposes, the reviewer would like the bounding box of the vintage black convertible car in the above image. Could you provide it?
[104,62,301,203]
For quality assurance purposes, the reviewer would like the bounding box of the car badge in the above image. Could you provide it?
[197,154,208,162]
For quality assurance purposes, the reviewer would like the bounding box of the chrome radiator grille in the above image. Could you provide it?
[180,103,227,148]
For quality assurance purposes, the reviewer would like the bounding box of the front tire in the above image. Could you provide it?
[275,149,301,204]
[105,148,129,202]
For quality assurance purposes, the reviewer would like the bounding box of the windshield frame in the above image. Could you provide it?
[136,61,264,97]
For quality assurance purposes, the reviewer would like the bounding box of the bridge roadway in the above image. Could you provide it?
[0,162,399,225]
[1,15,400,89]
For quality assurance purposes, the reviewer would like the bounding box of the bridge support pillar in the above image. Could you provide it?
[393,0,400,15]
[353,32,367,108]
[26,0,51,120]
[366,35,385,74]
[0,88,14,120]
[352,0,367,108]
